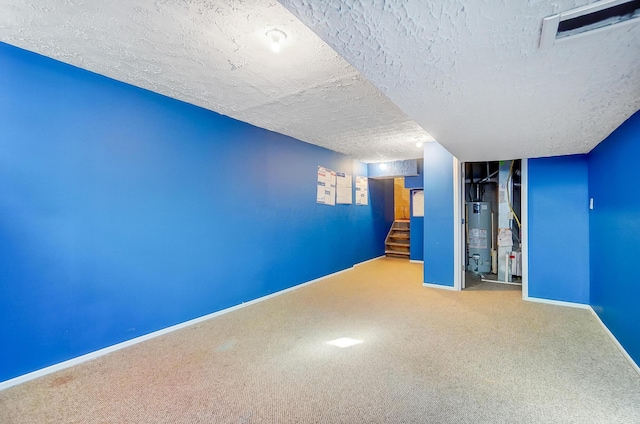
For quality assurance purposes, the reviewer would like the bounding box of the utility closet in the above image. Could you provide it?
[465,160,522,285]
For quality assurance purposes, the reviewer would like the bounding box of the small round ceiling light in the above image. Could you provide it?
[266,29,287,53]
[416,141,424,148]
[379,163,388,170]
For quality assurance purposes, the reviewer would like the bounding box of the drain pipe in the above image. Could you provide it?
[505,252,510,283]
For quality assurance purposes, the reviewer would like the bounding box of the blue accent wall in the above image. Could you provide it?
[527,155,590,304]
[409,191,424,261]
[0,43,389,382]
[406,160,424,261]
[368,178,395,254]
[588,110,640,366]
[404,159,423,189]
[423,143,454,286]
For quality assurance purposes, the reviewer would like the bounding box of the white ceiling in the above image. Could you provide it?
[0,0,431,163]
[280,0,640,162]
[1,1,639,163]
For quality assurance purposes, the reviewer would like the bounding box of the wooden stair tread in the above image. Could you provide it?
[388,234,409,239]
[385,220,411,259]
[385,250,410,256]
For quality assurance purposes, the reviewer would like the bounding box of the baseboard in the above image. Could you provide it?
[523,296,591,309]
[353,255,385,267]
[423,282,458,291]
[409,260,424,264]
[0,265,356,392]
[589,307,640,377]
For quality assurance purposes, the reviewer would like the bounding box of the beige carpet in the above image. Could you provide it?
[1,258,639,423]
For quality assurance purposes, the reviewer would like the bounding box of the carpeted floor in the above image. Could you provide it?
[1,257,639,423]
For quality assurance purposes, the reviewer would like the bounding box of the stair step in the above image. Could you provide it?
[385,220,411,259]
[385,250,410,257]
[386,242,410,247]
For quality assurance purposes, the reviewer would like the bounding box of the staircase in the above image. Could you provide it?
[385,220,410,258]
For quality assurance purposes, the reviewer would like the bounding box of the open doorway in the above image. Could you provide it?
[384,178,412,258]
[462,160,522,291]
[394,177,411,220]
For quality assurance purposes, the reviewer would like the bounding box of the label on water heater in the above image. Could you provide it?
[468,228,488,249]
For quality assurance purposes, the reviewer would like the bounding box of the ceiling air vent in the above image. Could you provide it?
[539,0,640,48]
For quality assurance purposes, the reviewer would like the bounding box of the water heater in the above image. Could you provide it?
[467,202,491,274]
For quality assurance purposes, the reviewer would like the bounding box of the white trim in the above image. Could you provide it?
[539,13,561,48]
[0,262,368,392]
[589,307,640,376]
[423,282,458,291]
[353,255,385,267]
[453,157,463,291]
[409,260,424,264]
[523,296,591,309]
[521,159,529,300]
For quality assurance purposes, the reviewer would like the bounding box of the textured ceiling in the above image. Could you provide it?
[279,0,640,162]
[0,0,431,163]
[2,1,639,163]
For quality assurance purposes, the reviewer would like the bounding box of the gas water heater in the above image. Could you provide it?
[467,201,491,274]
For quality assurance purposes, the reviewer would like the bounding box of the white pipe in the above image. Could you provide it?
[505,252,510,283]
[491,211,496,250]
[492,251,497,275]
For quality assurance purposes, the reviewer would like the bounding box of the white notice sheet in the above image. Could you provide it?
[317,166,336,206]
[412,190,424,217]
[336,172,353,204]
[355,176,368,205]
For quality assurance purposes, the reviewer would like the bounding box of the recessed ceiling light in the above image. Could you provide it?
[266,29,287,53]
[416,141,424,148]
[379,163,388,170]
[326,337,363,348]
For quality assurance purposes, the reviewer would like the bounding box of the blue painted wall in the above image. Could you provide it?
[405,160,424,261]
[409,191,424,261]
[527,155,590,304]
[423,143,454,286]
[404,159,423,190]
[588,110,640,366]
[370,179,396,248]
[0,43,389,382]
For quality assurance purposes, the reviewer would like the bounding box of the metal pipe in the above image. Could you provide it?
[478,170,499,183]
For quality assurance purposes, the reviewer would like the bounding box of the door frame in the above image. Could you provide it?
[521,159,529,298]
[453,158,464,290]
[454,158,528,294]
